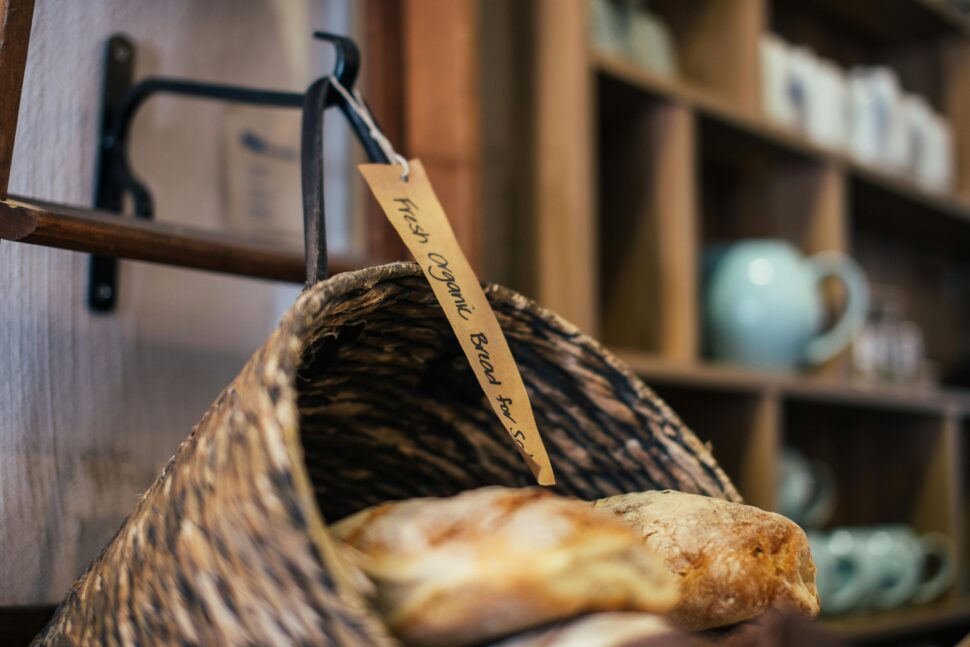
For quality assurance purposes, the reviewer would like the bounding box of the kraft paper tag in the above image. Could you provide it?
[360,160,555,486]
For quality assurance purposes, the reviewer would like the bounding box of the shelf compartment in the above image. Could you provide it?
[647,383,778,510]
[596,76,697,360]
[0,196,362,282]
[783,400,954,537]
[618,352,970,414]
[698,122,844,252]
[850,187,970,383]
[593,51,970,228]
[697,116,850,376]
[636,0,763,114]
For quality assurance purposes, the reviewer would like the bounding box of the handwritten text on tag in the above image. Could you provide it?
[359,160,555,485]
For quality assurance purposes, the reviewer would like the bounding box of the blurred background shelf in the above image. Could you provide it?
[617,351,970,414]
[820,598,970,642]
[520,1,970,639]
[593,51,970,230]
[1,0,968,642]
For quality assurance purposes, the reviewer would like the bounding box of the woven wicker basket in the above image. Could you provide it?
[35,262,740,645]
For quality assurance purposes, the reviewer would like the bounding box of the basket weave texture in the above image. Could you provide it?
[35,262,740,646]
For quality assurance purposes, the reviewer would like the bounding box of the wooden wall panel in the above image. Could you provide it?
[403,0,482,272]
[534,0,596,334]
[0,0,34,197]
[362,0,408,263]
[599,99,698,361]
[0,0,341,605]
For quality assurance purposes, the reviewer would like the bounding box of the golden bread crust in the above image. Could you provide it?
[594,490,819,630]
[333,487,678,646]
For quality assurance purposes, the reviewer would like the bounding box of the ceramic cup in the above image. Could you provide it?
[919,113,954,192]
[902,94,933,178]
[849,67,907,171]
[810,526,956,615]
[862,526,956,610]
[809,529,877,615]
[626,7,676,77]
[589,0,626,57]
[805,59,848,150]
[849,70,879,165]
[779,449,836,529]
[760,34,797,129]
[786,46,817,134]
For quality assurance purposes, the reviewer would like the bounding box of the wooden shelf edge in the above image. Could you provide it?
[592,51,970,229]
[819,597,970,640]
[0,196,365,282]
[616,350,970,414]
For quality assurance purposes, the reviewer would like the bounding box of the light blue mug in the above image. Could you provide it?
[862,526,956,610]
[810,527,956,615]
[809,529,877,615]
[703,240,869,370]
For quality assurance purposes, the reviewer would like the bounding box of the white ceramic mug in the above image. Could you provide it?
[805,59,848,150]
[849,70,879,164]
[787,46,817,134]
[902,94,933,178]
[761,35,796,129]
[626,7,676,77]
[589,0,626,57]
[853,67,907,171]
[919,113,954,192]
[849,67,906,169]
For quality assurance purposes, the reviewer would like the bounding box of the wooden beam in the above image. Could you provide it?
[362,0,409,264]
[0,0,33,198]
[0,197,361,281]
[403,0,482,272]
[534,0,596,334]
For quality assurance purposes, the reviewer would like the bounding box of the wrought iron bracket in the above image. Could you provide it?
[89,31,390,312]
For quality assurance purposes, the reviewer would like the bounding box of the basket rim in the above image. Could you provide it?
[274,261,739,522]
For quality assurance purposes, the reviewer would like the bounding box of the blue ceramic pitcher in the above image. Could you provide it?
[703,240,869,370]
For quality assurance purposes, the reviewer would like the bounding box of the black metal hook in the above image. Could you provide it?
[312,31,391,165]
[89,31,395,311]
[314,32,360,90]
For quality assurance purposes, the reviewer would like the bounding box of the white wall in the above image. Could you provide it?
[0,0,353,604]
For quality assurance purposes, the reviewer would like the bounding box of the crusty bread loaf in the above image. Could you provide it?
[594,490,819,630]
[333,486,678,647]
[487,612,690,647]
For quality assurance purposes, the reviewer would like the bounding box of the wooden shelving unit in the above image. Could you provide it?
[532,0,970,641]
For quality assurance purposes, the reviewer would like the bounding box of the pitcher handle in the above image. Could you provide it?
[804,252,870,365]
